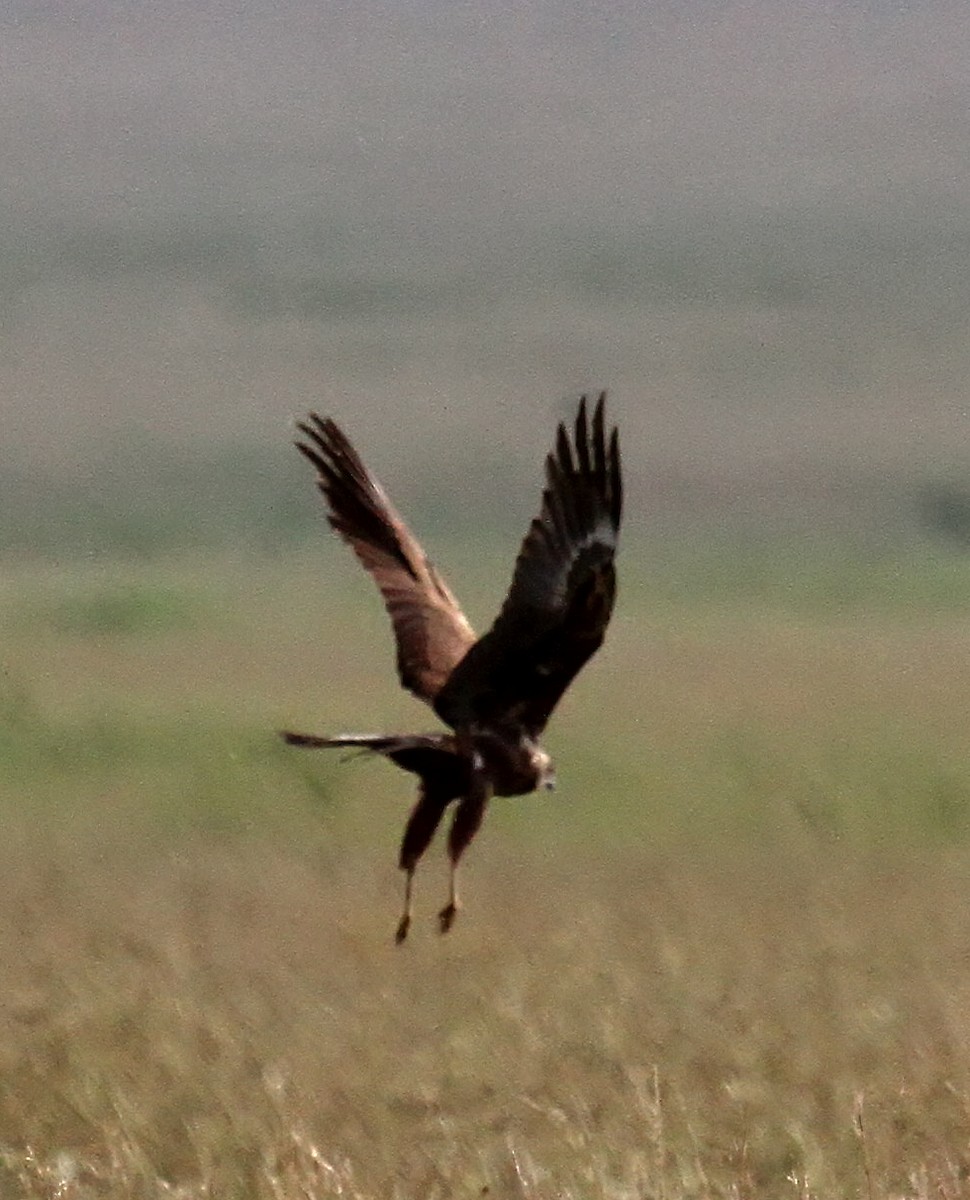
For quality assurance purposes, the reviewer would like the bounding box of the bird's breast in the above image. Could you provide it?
[471,731,546,797]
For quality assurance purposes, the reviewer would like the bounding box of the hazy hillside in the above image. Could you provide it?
[2,0,969,508]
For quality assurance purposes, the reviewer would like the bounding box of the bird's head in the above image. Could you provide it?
[530,744,557,791]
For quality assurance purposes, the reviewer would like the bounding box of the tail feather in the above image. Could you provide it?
[279,731,467,785]
[280,731,335,748]
[279,731,448,753]
[280,730,399,750]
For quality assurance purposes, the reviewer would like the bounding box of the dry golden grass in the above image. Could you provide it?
[4,548,970,1197]
[3,830,970,1198]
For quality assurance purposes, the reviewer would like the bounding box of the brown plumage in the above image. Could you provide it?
[281,393,622,941]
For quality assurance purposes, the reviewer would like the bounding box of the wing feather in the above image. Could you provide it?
[434,392,622,735]
[296,414,477,705]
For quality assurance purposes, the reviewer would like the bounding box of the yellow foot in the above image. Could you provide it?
[395,913,411,945]
[438,902,459,934]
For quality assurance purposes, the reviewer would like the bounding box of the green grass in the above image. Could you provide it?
[10,581,207,637]
[3,544,970,1196]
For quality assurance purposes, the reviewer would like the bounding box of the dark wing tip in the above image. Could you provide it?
[294,413,332,464]
[294,413,381,514]
[295,412,352,462]
[567,390,620,535]
[587,391,620,534]
[573,399,591,475]
[555,421,575,475]
[609,425,622,528]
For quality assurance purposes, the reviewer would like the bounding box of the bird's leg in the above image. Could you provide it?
[439,862,459,935]
[395,868,415,944]
[395,786,450,945]
[438,777,490,935]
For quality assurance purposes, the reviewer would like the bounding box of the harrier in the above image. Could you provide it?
[282,394,622,942]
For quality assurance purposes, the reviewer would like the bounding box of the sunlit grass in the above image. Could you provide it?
[1,832,970,1198]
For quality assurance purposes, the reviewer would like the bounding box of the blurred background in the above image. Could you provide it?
[3,0,970,554]
[5,4,970,1196]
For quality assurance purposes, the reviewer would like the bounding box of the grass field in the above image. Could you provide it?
[4,541,970,1197]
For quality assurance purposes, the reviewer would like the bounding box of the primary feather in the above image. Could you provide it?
[433,392,622,735]
[295,415,476,704]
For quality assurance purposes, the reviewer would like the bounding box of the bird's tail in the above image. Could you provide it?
[280,730,403,752]
[280,729,468,789]
[279,729,458,761]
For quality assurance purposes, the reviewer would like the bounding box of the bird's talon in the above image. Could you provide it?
[438,902,458,934]
[395,914,411,944]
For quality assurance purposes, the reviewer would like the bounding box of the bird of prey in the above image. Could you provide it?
[281,393,622,942]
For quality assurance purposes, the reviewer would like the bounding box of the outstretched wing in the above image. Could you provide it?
[434,393,621,736]
[296,414,477,705]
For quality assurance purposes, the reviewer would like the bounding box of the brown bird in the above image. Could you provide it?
[281,393,622,942]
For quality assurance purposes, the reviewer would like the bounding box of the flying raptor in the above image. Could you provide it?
[281,393,622,942]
